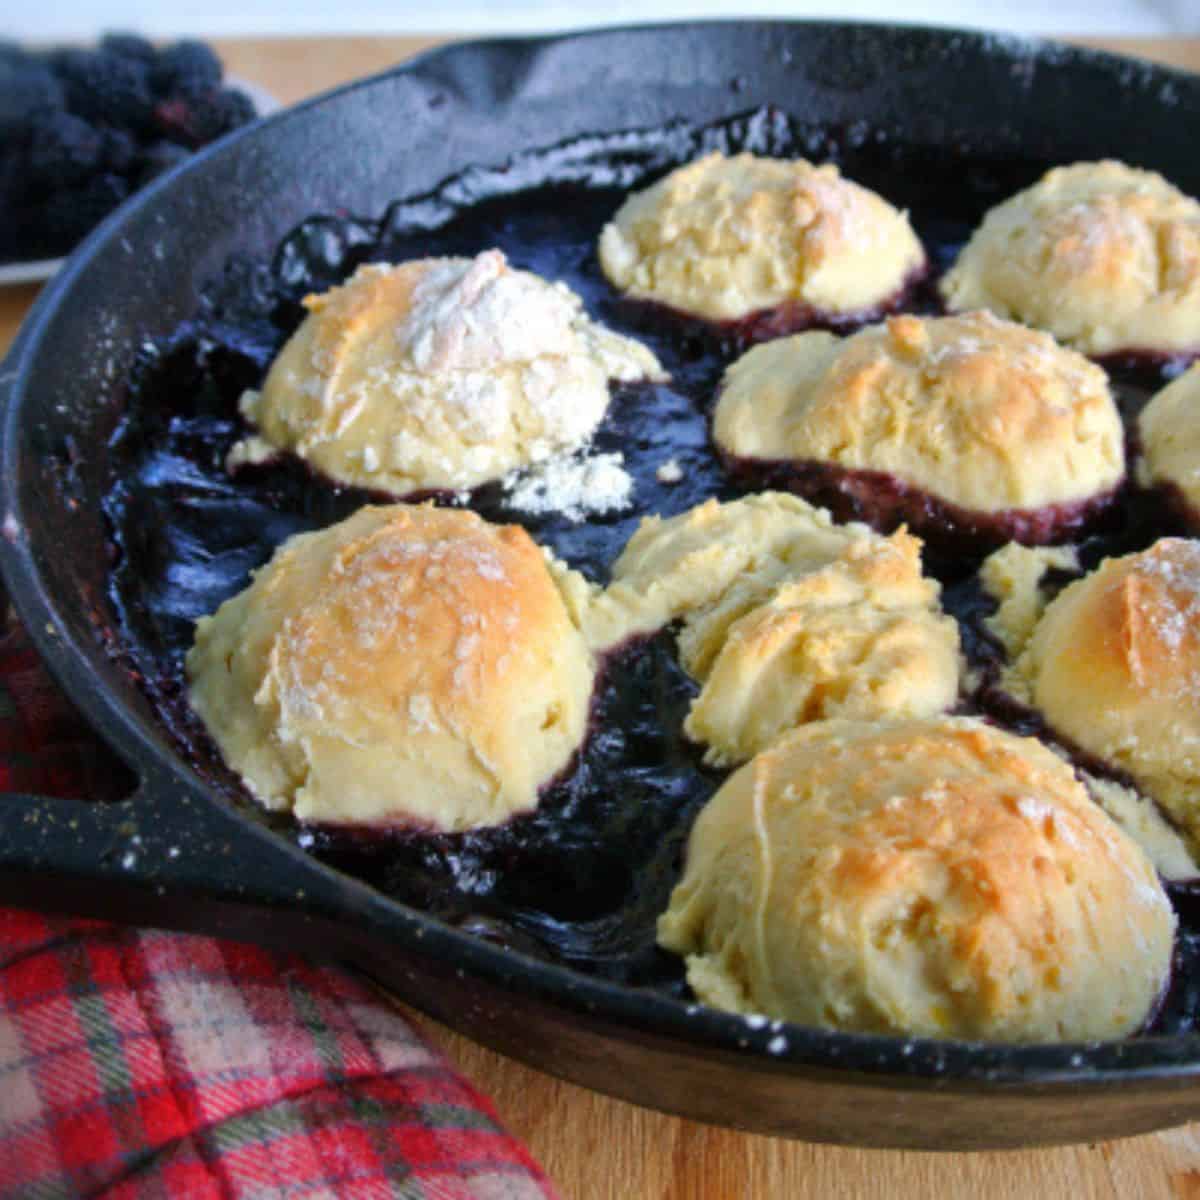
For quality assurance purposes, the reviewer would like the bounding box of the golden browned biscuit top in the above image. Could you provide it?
[233,250,664,494]
[580,493,960,763]
[598,152,924,321]
[658,717,1174,1041]
[713,311,1124,513]
[186,503,596,830]
[1016,538,1200,852]
[941,160,1200,355]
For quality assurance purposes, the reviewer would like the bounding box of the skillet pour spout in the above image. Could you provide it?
[4,21,1200,1148]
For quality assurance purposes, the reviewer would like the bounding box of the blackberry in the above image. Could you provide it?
[152,96,197,147]
[0,154,29,260]
[26,110,105,190]
[0,146,27,217]
[137,138,191,184]
[0,60,64,139]
[41,172,130,250]
[100,33,157,65]
[210,87,257,135]
[101,127,138,175]
[53,48,154,131]
[0,34,245,259]
[152,40,222,101]
[153,86,254,148]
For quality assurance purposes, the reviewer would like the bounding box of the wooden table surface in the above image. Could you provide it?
[5,30,1200,1200]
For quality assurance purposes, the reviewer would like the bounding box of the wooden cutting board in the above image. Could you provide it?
[5,32,1200,1200]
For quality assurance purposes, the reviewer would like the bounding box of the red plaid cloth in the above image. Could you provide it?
[0,604,559,1200]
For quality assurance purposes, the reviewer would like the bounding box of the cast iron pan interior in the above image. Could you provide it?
[4,22,1200,1149]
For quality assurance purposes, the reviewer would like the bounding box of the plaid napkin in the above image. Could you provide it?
[0,604,559,1200]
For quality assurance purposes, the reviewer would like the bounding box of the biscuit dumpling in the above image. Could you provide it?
[658,717,1174,1042]
[975,541,1197,881]
[713,312,1124,546]
[598,152,925,326]
[585,493,960,764]
[941,161,1200,356]
[1015,537,1200,854]
[1138,363,1200,524]
[232,250,664,494]
[186,504,596,831]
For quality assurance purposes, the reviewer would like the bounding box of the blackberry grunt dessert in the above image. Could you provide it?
[100,105,1200,1042]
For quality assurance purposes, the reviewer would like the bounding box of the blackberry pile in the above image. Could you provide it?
[1,34,258,262]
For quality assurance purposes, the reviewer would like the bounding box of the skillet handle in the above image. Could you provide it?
[0,777,360,946]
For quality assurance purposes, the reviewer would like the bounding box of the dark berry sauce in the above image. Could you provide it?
[101,107,1200,1031]
[1151,479,1200,534]
[624,260,934,355]
[721,454,1123,553]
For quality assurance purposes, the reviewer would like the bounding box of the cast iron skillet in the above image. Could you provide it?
[4,22,1200,1151]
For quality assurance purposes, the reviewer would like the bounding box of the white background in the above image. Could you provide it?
[8,0,1200,40]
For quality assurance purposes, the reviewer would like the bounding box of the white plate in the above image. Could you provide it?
[229,77,280,117]
[0,258,62,286]
[0,77,280,287]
